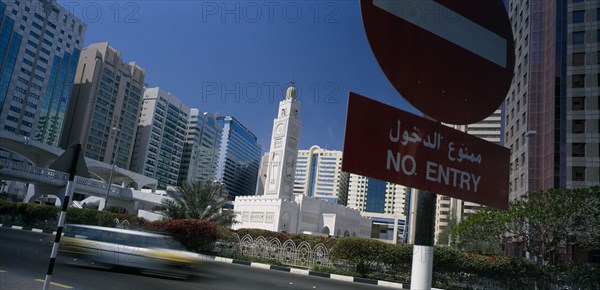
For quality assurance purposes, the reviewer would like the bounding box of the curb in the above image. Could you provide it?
[1,224,443,289]
[0,223,56,235]
[211,255,407,289]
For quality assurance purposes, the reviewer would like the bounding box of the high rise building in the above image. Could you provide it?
[505,0,600,200]
[130,87,189,190]
[346,174,409,243]
[178,108,221,185]
[294,145,348,205]
[60,42,145,169]
[263,84,301,200]
[433,109,503,244]
[0,0,85,149]
[216,116,261,200]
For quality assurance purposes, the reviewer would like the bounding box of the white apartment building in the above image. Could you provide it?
[130,87,189,190]
[294,145,348,205]
[61,42,145,169]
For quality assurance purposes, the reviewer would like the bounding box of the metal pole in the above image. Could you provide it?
[104,162,114,211]
[43,144,82,290]
[410,189,437,290]
[104,127,119,211]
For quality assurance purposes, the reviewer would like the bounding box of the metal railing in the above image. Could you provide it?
[216,234,332,268]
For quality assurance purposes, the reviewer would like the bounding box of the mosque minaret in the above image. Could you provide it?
[263,82,301,200]
[233,81,371,238]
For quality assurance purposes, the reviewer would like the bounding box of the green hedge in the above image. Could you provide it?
[0,200,146,230]
[330,238,597,289]
[330,237,388,276]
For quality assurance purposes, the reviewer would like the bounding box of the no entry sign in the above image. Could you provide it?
[361,0,515,124]
[342,92,509,210]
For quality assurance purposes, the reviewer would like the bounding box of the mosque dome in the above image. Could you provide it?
[285,82,296,100]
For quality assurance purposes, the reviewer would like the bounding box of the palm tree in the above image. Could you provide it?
[162,180,236,227]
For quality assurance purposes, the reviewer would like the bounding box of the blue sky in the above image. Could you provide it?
[60,1,419,152]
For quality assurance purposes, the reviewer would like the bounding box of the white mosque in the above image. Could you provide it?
[232,83,372,237]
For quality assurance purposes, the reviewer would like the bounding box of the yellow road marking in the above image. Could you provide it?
[35,279,73,289]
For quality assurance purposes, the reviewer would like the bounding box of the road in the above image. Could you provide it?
[0,228,395,290]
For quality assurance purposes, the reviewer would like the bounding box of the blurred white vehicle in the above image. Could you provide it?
[58,224,203,278]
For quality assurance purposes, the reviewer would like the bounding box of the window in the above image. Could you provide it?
[572,167,585,181]
[572,74,585,88]
[27,40,37,48]
[573,31,585,44]
[573,10,584,24]
[573,52,585,66]
[572,119,585,133]
[572,143,585,157]
[573,97,585,110]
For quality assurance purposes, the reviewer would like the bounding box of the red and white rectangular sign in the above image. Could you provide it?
[342,92,509,210]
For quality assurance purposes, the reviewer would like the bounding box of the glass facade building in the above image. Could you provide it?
[364,178,386,213]
[178,108,221,185]
[0,0,85,149]
[215,116,261,200]
[347,174,407,215]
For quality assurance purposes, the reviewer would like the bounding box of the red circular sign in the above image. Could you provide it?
[361,0,515,124]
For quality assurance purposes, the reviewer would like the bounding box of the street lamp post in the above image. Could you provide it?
[104,127,120,211]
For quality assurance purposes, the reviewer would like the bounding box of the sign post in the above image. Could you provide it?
[409,189,436,288]
[354,0,515,288]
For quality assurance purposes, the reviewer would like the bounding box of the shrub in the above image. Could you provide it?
[381,243,413,276]
[66,207,146,228]
[147,219,218,253]
[331,237,388,277]
[0,201,58,229]
[0,199,146,230]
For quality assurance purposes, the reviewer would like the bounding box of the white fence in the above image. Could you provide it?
[217,234,332,268]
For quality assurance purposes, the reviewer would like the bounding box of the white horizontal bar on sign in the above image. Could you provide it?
[373,0,507,68]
